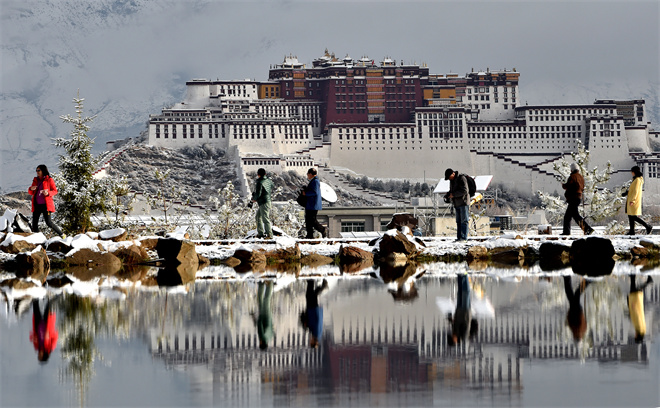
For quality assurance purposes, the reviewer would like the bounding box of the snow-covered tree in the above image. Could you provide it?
[537,141,625,226]
[205,181,304,239]
[144,169,188,224]
[209,181,253,239]
[53,93,113,233]
[98,176,136,227]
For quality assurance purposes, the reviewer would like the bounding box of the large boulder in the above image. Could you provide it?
[488,246,524,266]
[233,248,267,265]
[156,263,196,286]
[300,253,335,267]
[15,248,50,283]
[65,248,122,279]
[112,245,149,265]
[46,240,73,254]
[138,237,159,251]
[99,228,128,242]
[570,237,615,277]
[339,245,374,273]
[339,245,374,264]
[1,239,36,254]
[0,278,39,290]
[156,238,199,267]
[631,246,650,258]
[539,242,571,271]
[67,248,122,268]
[221,257,242,267]
[386,213,418,232]
[116,265,153,282]
[466,246,488,261]
[376,231,420,259]
[232,248,266,273]
[265,244,302,263]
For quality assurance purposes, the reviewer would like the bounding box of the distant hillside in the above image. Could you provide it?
[106,144,238,206]
[106,143,381,208]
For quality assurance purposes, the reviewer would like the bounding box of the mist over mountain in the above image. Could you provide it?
[2,0,657,193]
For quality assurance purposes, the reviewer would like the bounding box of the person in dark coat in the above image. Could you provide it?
[28,164,64,237]
[444,168,470,241]
[564,276,588,342]
[561,163,594,236]
[447,274,478,346]
[250,168,274,238]
[300,279,329,348]
[302,168,326,239]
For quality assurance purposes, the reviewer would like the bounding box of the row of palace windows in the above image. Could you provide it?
[338,146,463,151]
[530,108,613,115]
[244,159,279,166]
[592,123,621,129]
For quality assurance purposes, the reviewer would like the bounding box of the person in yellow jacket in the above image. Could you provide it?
[627,275,653,343]
[623,166,653,235]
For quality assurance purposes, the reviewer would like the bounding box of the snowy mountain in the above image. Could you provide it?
[0,0,189,193]
[1,0,658,194]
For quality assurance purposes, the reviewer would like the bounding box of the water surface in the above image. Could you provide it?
[2,267,659,407]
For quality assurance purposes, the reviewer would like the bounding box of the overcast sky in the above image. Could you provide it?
[0,0,658,191]
[2,0,658,102]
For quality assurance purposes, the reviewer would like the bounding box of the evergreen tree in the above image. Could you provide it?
[53,93,112,233]
[537,141,625,226]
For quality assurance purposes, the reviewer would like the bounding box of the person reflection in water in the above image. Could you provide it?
[300,279,328,348]
[627,275,653,343]
[447,274,478,346]
[29,298,58,362]
[564,276,588,342]
[253,281,274,350]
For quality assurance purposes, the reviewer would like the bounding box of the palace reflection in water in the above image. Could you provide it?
[144,274,657,406]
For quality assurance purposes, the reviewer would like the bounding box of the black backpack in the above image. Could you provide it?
[463,174,477,198]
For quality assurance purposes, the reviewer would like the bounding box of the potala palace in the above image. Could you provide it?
[146,50,660,200]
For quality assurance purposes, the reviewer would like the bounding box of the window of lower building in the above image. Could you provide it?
[341,221,365,232]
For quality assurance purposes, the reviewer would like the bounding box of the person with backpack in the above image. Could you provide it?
[250,168,274,239]
[561,163,594,236]
[444,168,471,241]
[28,164,64,237]
[302,168,327,239]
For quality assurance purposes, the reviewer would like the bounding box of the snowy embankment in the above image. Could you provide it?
[1,229,659,302]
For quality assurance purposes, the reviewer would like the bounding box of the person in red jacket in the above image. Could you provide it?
[28,164,64,237]
[30,299,58,362]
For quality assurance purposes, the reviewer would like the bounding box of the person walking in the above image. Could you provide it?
[444,168,470,241]
[302,168,327,239]
[561,163,594,236]
[627,275,653,343]
[563,275,589,342]
[28,164,64,237]
[623,166,652,235]
[30,298,58,362]
[250,168,274,239]
[300,279,329,348]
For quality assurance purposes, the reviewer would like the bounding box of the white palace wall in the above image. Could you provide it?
[327,126,475,179]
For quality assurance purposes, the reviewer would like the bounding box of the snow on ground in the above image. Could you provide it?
[2,234,660,301]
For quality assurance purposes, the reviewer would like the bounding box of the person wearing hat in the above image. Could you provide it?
[444,168,470,241]
[623,165,652,235]
[561,163,594,236]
